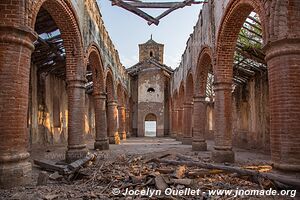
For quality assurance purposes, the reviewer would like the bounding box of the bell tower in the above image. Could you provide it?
[139,35,164,64]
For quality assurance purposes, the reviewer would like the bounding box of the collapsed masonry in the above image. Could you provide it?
[0,0,299,190]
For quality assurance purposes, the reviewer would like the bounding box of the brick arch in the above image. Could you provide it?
[215,0,266,83]
[185,72,194,103]
[178,82,185,107]
[87,44,105,95]
[105,70,115,102]
[145,113,157,121]
[117,83,125,106]
[195,47,213,97]
[31,0,84,79]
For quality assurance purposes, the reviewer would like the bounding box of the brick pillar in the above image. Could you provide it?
[107,101,120,144]
[192,96,207,151]
[118,106,126,140]
[93,93,109,150]
[176,108,184,141]
[212,82,234,163]
[170,109,177,138]
[265,39,300,171]
[66,79,88,162]
[126,108,131,138]
[0,25,36,188]
[182,102,193,144]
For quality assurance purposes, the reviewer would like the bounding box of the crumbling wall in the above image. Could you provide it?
[137,67,166,137]
[205,102,215,140]
[29,64,68,146]
[29,64,96,146]
[84,94,96,140]
[232,73,270,152]
[79,0,130,95]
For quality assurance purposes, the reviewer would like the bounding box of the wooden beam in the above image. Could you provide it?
[148,0,196,25]
[128,2,186,8]
[111,0,159,25]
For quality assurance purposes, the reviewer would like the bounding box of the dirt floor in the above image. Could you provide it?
[0,137,299,200]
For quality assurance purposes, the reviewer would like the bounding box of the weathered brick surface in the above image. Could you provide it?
[265,39,300,171]
[171,0,300,168]
[0,25,36,188]
[0,0,130,188]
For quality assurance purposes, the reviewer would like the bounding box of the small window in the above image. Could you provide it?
[150,51,153,57]
[147,87,155,93]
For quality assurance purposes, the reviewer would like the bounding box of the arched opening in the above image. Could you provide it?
[30,6,68,145]
[231,11,268,151]
[85,64,96,140]
[182,73,194,144]
[106,71,119,144]
[117,84,126,140]
[30,0,87,163]
[176,83,185,141]
[171,90,179,138]
[87,46,109,150]
[145,113,157,137]
[150,51,153,57]
[192,48,213,151]
[214,0,267,162]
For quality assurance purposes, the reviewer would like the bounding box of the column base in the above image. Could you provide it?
[176,134,183,142]
[120,131,127,140]
[109,133,121,144]
[273,162,300,171]
[94,139,109,150]
[182,137,192,145]
[66,146,88,163]
[212,148,235,163]
[0,160,31,189]
[192,140,207,151]
[170,133,177,139]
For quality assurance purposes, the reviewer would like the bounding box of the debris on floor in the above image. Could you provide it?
[0,151,298,200]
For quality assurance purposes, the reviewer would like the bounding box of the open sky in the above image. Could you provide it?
[96,0,203,69]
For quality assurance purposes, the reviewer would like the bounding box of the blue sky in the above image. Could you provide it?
[97,0,202,69]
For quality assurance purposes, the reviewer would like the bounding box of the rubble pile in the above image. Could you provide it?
[0,151,297,200]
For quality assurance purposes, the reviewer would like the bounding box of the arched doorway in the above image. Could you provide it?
[144,113,157,137]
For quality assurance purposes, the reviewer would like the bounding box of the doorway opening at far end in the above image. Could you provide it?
[145,113,157,137]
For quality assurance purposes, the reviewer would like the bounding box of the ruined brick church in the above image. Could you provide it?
[0,0,299,192]
[128,37,173,137]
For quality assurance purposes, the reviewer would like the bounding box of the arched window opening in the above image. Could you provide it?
[147,87,155,93]
[150,51,153,57]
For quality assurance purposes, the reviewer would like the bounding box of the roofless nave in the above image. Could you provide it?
[0,0,299,190]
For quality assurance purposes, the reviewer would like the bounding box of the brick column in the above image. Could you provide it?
[176,108,184,141]
[265,39,300,171]
[93,93,109,150]
[0,25,36,188]
[126,108,131,138]
[170,109,178,138]
[182,102,193,144]
[66,79,88,162]
[118,106,126,140]
[212,82,234,163]
[107,101,120,144]
[192,96,207,151]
